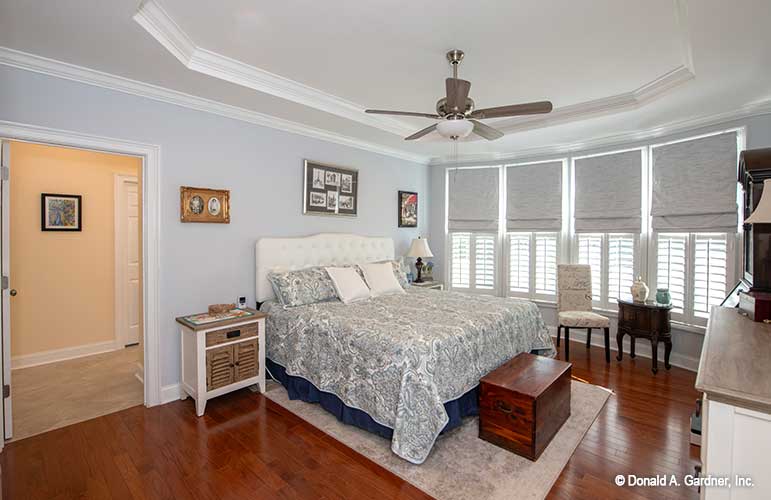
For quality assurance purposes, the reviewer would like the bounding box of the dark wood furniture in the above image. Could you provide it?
[737,148,771,321]
[479,353,572,460]
[616,300,673,374]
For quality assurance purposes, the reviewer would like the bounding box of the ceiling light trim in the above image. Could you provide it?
[133,0,414,137]
[0,47,429,164]
[429,98,771,167]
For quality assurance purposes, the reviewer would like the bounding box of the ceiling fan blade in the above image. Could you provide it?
[404,123,437,141]
[470,120,504,141]
[470,101,553,120]
[445,78,471,113]
[365,109,440,119]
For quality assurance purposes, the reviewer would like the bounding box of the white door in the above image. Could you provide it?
[1,139,12,443]
[115,176,140,347]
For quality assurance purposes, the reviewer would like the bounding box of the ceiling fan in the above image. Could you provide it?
[365,49,553,141]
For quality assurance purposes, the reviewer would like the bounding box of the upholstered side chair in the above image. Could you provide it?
[556,264,610,362]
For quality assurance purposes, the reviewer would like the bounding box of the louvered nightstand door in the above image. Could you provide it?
[206,344,234,390]
[234,339,258,382]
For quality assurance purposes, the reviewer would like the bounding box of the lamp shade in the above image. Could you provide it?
[436,119,474,139]
[746,179,771,224]
[406,237,434,258]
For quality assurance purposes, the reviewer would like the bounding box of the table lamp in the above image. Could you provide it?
[406,237,433,283]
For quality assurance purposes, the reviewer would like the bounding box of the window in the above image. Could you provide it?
[450,232,497,292]
[655,232,730,324]
[576,233,636,308]
[507,232,558,299]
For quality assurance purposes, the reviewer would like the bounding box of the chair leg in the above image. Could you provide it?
[564,327,570,361]
[604,327,610,363]
[586,328,592,348]
[556,325,561,347]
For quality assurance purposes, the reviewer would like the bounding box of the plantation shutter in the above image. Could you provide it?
[474,234,496,290]
[508,234,530,293]
[448,168,500,231]
[656,234,687,312]
[450,232,471,288]
[534,234,557,294]
[608,235,635,302]
[651,132,738,231]
[506,161,562,231]
[693,234,728,318]
[574,150,642,232]
[577,234,603,301]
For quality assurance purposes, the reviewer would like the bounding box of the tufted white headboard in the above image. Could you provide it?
[255,233,395,302]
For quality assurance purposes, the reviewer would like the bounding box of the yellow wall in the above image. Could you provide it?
[10,141,142,357]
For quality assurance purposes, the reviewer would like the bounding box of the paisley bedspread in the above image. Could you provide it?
[263,288,554,464]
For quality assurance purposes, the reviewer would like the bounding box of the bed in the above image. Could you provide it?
[256,233,554,464]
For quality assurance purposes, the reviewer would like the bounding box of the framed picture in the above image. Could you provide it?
[398,191,418,227]
[303,160,358,217]
[41,193,82,231]
[180,186,230,223]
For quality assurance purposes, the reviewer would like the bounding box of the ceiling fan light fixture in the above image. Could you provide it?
[436,119,474,139]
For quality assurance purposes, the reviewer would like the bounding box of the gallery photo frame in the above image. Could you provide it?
[303,160,358,217]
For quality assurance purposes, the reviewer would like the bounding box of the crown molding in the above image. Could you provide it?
[429,98,771,167]
[133,0,414,137]
[0,47,429,164]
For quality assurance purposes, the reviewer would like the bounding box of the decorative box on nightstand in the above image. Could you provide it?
[176,308,267,416]
[411,280,444,290]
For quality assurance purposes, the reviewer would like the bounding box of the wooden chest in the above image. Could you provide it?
[479,353,571,461]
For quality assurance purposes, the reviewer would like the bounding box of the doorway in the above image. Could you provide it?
[3,140,144,441]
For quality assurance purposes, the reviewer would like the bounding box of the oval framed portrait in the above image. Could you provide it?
[207,196,221,216]
[189,195,204,214]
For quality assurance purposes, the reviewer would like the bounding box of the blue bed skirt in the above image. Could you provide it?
[266,358,479,439]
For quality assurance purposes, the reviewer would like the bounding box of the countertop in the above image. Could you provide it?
[695,307,771,413]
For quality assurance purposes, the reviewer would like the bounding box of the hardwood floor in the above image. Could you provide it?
[1,339,700,499]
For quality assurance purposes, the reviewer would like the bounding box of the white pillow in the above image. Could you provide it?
[360,262,406,297]
[325,266,371,304]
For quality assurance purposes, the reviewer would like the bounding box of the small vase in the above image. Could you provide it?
[656,288,671,305]
[630,276,649,303]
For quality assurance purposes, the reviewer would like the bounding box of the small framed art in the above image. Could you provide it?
[398,190,417,227]
[180,186,230,223]
[41,193,82,231]
[303,160,358,217]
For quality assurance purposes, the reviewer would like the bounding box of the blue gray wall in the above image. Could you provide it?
[0,65,430,387]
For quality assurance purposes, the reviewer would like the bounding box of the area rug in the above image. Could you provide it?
[265,380,611,500]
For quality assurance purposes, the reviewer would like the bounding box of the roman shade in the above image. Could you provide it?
[448,167,499,231]
[506,161,562,231]
[574,150,642,232]
[651,132,738,231]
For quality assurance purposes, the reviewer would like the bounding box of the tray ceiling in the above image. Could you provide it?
[1,0,770,163]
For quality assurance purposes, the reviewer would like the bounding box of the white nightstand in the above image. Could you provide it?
[176,308,267,416]
[411,280,444,290]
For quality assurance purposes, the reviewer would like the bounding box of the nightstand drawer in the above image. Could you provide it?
[206,323,258,347]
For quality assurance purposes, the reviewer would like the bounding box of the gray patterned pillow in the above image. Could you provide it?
[268,267,339,307]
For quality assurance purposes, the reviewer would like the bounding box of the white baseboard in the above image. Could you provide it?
[161,383,183,404]
[11,340,123,370]
[547,326,699,372]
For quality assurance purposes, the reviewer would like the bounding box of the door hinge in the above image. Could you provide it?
[2,384,9,399]
[1,276,7,290]
[0,166,8,181]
